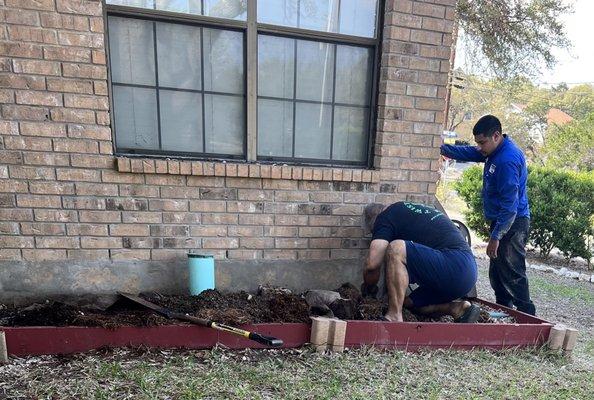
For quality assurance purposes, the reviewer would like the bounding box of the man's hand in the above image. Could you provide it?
[486,238,499,259]
[360,282,379,299]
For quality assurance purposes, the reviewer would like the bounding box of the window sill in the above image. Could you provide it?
[116,157,380,183]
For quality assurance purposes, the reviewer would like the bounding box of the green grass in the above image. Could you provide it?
[530,275,594,305]
[3,346,593,399]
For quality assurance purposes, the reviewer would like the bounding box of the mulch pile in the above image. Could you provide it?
[0,284,514,328]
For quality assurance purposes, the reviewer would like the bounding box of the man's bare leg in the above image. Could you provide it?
[403,298,472,319]
[383,240,409,322]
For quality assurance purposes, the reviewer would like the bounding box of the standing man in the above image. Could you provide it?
[441,115,535,315]
[361,202,480,323]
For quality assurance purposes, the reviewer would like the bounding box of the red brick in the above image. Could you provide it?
[122,211,162,224]
[4,136,52,151]
[79,211,121,223]
[64,93,108,110]
[58,31,103,48]
[0,121,19,135]
[145,175,185,186]
[2,105,49,121]
[81,237,122,249]
[227,250,262,260]
[7,26,57,44]
[162,212,200,224]
[90,16,104,32]
[214,162,225,177]
[62,196,105,210]
[21,223,66,236]
[40,12,90,31]
[0,41,43,58]
[36,236,79,249]
[274,191,309,202]
[47,78,94,94]
[264,226,298,237]
[0,150,23,165]
[119,185,160,198]
[309,238,342,248]
[56,0,102,15]
[262,179,298,190]
[191,161,203,176]
[94,80,108,95]
[0,249,21,260]
[102,170,144,184]
[67,249,109,260]
[225,177,262,189]
[66,224,108,236]
[275,215,308,226]
[75,182,118,196]
[92,49,106,64]
[263,250,297,260]
[9,165,54,180]
[54,138,99,153]
[298,227,332,237]
[237,189,273,201]
[3,8,40,25]
[23,249,66,261]
[57,168,100,182]
[16,194,61,208]
[298,250,330,260]
[239,237,273,249]
[12,59,60,76]
[203,237,238,249]
[148,199,188,212]
[20,121,66,137]
[23,152,70,166]
[29,181,74,195]
[228,225,263,237]
[0,74,45,91]
[50,107,95,124]
[189,200,226,212]
[44,46,91,63]
[160,186,201,199]
[71,154,114,169]
[0,222,19,235]
[239,214,274,225]
[6,0,55,11]
[62,63,106,79]
[201,213,238,225]
[0,179,28,193]
[34,209,77,222]
[275,238,308,249]
[190,225,227,237]
[109,224,150,236]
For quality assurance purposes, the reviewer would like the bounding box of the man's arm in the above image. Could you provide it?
[487,162,520,258]
[440,144,486,162]
[363,239,390,286]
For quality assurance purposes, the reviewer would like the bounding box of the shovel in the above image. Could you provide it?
[118,292,283,347]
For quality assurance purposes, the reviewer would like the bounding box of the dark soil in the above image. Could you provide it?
[0,284,514,328]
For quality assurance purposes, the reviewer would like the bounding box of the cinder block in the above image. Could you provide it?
[547,325,566,350]
[562,327,578,357]
[328,319,347,353]
[310,316,330,353]
[0,331,8,364]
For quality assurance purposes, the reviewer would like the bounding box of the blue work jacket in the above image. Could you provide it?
[441,136,530,240]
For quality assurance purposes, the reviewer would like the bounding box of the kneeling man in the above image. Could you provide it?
[362,201,480,323]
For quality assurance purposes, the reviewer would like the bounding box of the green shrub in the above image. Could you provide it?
[454,166,594,262]
[453,166,490,239]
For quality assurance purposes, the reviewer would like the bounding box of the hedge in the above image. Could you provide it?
[454,166,594,262]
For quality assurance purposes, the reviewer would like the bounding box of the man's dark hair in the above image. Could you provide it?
[473,115,501,137]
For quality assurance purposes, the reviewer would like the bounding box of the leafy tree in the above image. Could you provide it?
[456,0,572,78]
[542,112,594,171]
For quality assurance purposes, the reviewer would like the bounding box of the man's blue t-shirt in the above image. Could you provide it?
[371,202,470,251]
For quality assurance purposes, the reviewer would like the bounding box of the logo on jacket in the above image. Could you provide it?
[489,164,496,174]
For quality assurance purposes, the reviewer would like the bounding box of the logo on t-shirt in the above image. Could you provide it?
[489,164,496,174]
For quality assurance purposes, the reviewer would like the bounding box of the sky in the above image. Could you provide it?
[455,0,594,87]
[538,0,594,86]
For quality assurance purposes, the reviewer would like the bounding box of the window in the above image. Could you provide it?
[106,0,380,167]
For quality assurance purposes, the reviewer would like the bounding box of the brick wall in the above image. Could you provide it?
[0,0,455,266]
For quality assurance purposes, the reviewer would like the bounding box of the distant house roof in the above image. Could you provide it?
[546,108,573,126]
